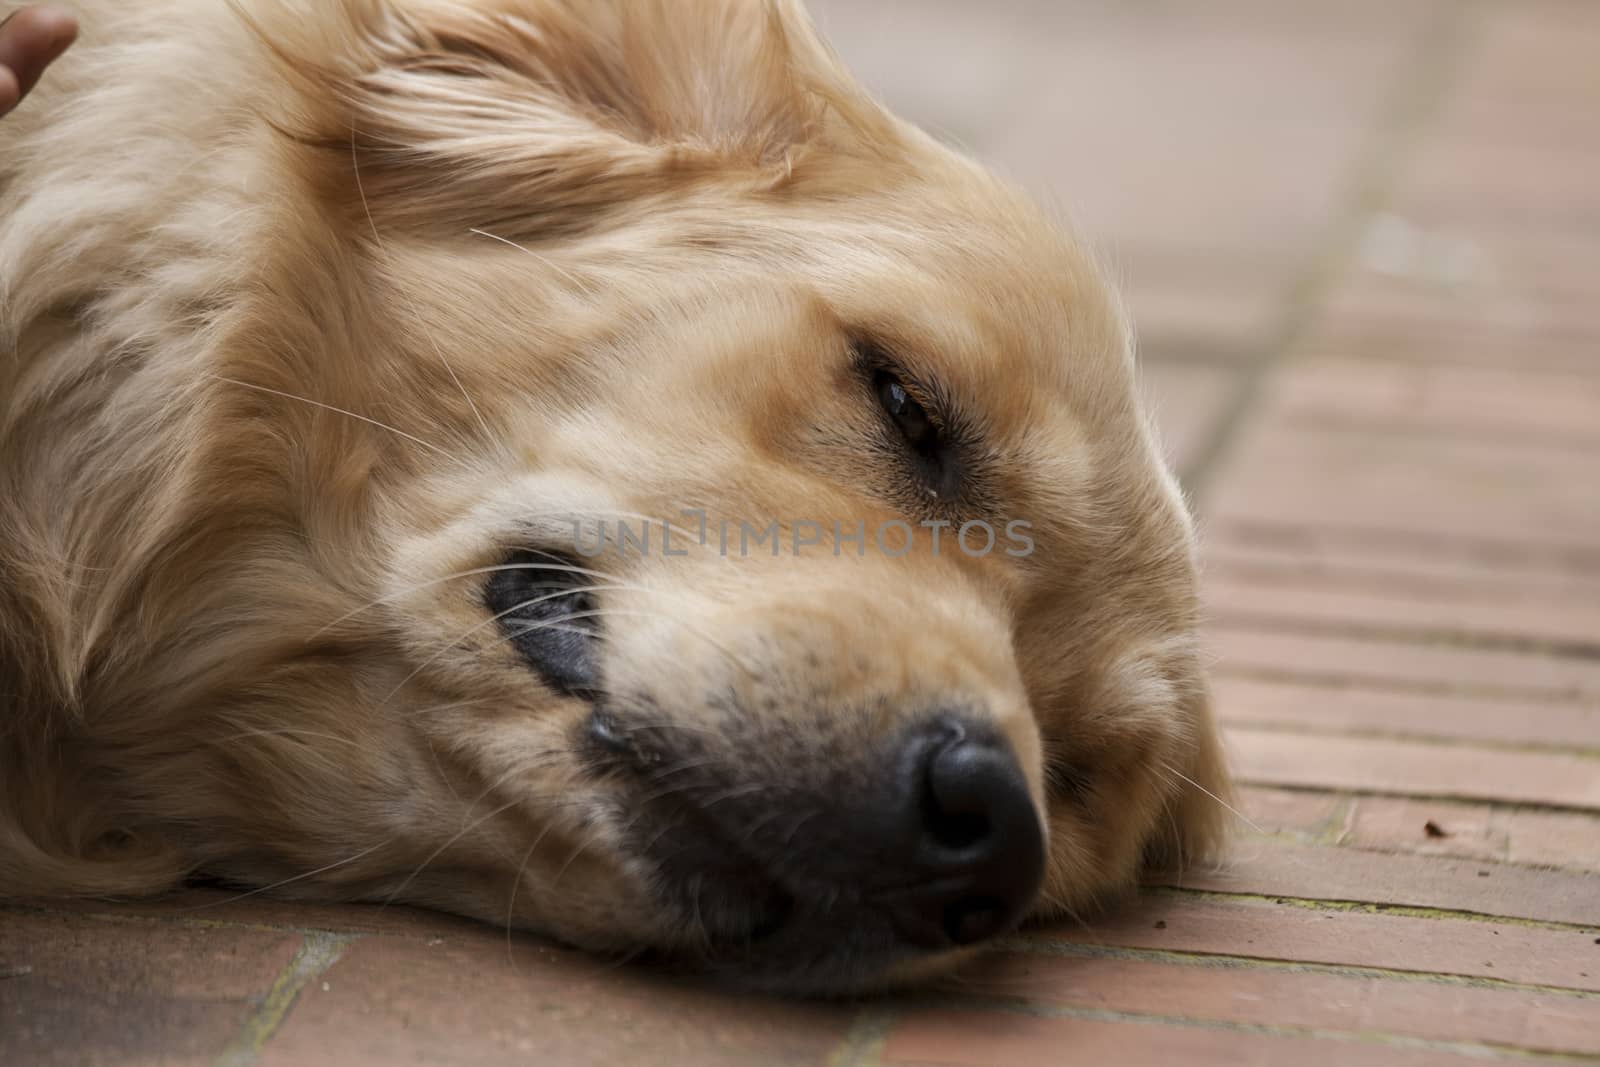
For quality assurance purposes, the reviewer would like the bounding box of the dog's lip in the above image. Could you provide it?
[864,873,982,902]
[669,864,798,948]
[609,776,801,945]
[722,883,796,945]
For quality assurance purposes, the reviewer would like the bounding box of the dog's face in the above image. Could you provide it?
[4,0,1225,994]
[362,225,1227,992]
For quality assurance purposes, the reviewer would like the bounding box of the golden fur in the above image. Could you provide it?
[0,0,1228,991]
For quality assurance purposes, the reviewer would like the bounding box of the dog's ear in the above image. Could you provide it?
[243,0,895,234]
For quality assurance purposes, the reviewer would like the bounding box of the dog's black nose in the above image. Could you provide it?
[601,710,1045,964]
[881,721,1046,948]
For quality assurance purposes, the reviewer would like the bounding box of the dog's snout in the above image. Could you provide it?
[603,706,1045,965]
[884,720,1045,948]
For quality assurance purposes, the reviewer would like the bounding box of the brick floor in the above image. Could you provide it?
[3,1,1599,1064]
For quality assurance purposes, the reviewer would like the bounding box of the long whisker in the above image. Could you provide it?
[470,227,592,294]
[1159,763,1266,839]
[504,833,546,970]
[390,785,599,915]
[352,125,493,443]
[189,836,397,909]
[207,374,453,460]
[600,717,725,741]
[553,605,759,681]
[502,795,597,967]
[422,735,465,808]
[502,620,616,646]
[310,511,711,636]
[695,781,769,812]
[382,589,624,703]
[309,558,624,641]
[545,831,600,897]
[380,753,569,907]
[213,727,370,751]
[381,795,526,909]
[513,602,761,684]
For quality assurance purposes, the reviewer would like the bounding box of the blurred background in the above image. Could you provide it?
[812,0,1597,497]
[806,0,1600,964]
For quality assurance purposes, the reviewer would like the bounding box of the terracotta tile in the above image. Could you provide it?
[1343,797,1507,863]
[0,908,302,1067]
[1324,223,1600,347]
[1395,139,1600,230]
[1156,839,1600,928]
[948,950,1600,1055]
[1224,728,1600,811]
[1206,533,1600,605]
[1211,675,1600,750]
[1204,568,1600,650]
[1315,281,1600,356]
[881,1007,1494,1067]
[1209,426,1600,547]
[1299,316,1600,376]
[1432,0,1600,153]
[1505,809,1600,874]
[9,890,487,939]
[257,928,853,1067]
[1269,358,1600,447]
[1362,225,1600,306]
[1236,787,1346,839]
[1039,893,1600,991]
[1206,626,1600,701]
[1346,287,1600,348]
[1204,512,1600,577]
[1207,518,1600,586]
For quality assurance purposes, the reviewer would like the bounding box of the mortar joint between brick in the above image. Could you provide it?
[1146,885,1600,933]
[214,930,360,1067]
[825,1004,901,1067]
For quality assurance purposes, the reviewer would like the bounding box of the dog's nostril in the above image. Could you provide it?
[929,809,989,851]
[925,739,1006,852]
[881,720,1046,950]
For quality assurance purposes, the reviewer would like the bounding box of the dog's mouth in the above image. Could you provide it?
[583,706,797,945]
[579,704,1047,992]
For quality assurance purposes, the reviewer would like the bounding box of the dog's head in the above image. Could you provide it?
[48,0,1227,993]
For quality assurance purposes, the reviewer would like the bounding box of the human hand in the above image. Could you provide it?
[0,6,78,118]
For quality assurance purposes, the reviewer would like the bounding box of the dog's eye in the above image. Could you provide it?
[874,371,938,452]
[484,550,600,697]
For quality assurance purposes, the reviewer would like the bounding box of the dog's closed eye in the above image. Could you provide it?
[485,549,600,697]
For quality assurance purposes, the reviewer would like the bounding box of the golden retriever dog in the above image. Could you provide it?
[0,0,1229,992]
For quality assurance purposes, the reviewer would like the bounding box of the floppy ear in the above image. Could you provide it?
[241,0,893,235]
